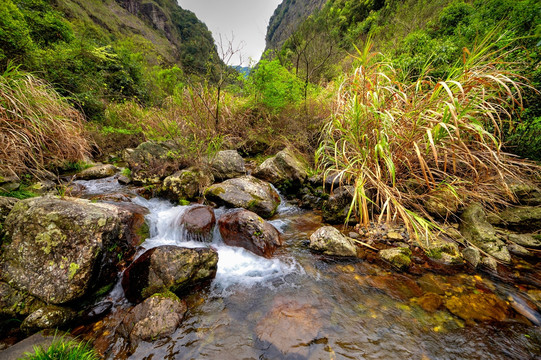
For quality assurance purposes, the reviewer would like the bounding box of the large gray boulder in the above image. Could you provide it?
[118,292,187,347]
[218,210,283,258]
[76,164,118,180]
[253,148,308,192]
[459,203,511,263]
[121,245,218,303]
[160,167,214,202]
[0,197,144,304]
[204,176,280,218]
[124,141,183,185]
[210,150,246,180]
[309,226,357,257]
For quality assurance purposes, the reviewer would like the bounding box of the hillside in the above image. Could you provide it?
[265,0,327,52]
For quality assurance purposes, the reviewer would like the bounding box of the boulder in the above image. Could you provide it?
[444,293,509,324]
[76,164,118,180]
[179,205,216,241]
[204,176,280,218]
[488,206,541,232]
[124,141,183,185]
[210,150,246,180]
[0,196,18,237]
[118,292,187,346]
[161,167,213,202]
[20,305,75,333]
[1,197,144,304]
[0,282,45,319]
[378,247,412,271]
[309,226,357,257]
[0,175,20,192]
[122,245,218,303]
[459,203,511,263]
[218,210,283,257]
[322,186,355,224]
[253,148,308,192]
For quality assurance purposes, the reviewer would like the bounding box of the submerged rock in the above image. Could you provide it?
[415,292,444,312]
[210,150,246,180]
[161,167,214,202]
[1,197,143,304]
[218,209,282,257]
[179,205,216,241]
[253,148,308,193]
[444,293,509,324]
[122,245,218,303]
[378,247,412,271]
[118,292,187,346]
[255,298,322,356]
[459,203,511,263]
[76,164,118,180]
[20,305,76,333]
[309,226,357,257]
[204,176,280,218]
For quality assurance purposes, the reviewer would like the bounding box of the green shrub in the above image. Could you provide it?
[0,0,34,64]
[21,336,99,360]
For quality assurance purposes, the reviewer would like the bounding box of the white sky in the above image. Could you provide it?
[178,0,283,67]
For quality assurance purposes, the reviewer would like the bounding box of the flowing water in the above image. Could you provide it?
[74,177,541,359]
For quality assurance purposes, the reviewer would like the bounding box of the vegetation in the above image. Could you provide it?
[21,336,99,360]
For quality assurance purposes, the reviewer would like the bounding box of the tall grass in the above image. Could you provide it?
[21,335,99,360]
[316,37,536,247]
[0,64,90,177]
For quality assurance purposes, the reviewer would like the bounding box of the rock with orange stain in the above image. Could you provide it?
[415,293,444,312]
[444,293,509,323]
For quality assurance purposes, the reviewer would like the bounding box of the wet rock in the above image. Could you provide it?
[427,239,462,265]
[488,206,541,232]
[218,210,282,257]
[117,175,131,185]
[76,164,118,180]
[77,301,113,325]
[253,148,308,193]
[357,274,423,301]
[20,305,76,333]
[507,233,541,249]
[423,187,460,218]
[204,176,280,218]
[210,150,246,180]
[459,203,511,263]
[508,243,532,257]
[28,180,56,195]
[125,141,183,185]
[179,205,216,241]
[118,292,187,346]
[379,247,412,271]
[444,293,509,323]
[309,226,357,257]
[0,175,20,192]
[322,186,355,224]
[415,293,444,312]
[255,299,322,356]
[481,256,498,272]
[0,282,45,318]
[462,246,481,268]
[122,245,218,303]
[161,167,214,202]
[1,196,142,304]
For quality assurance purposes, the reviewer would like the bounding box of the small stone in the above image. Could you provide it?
[0,175,20,192]
[462,246,481,268]
[309,226,357,257]
[117,175,131,185]
[77,164,118,180]
[379,247,412,271]
[507,233,541,249]
[507,243,532,257]
[348,232,360,239]
[481,256,498,272]
[386,231,403,240]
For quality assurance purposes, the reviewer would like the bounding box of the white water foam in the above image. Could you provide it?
[75,176,124,195]
[131,197,302,292]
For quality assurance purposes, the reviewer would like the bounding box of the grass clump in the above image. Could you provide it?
[0,64,90,178]
[317,37,537,248]
[21,336,99,360]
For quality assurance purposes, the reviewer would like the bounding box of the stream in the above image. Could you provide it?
[73,176,541,359]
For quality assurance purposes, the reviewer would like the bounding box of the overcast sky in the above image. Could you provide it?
[178,0,283,67]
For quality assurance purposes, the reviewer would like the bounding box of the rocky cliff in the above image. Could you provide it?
[265,0,327,52]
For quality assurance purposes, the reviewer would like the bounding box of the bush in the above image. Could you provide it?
[0,0,34,64]
[0,65,90,177]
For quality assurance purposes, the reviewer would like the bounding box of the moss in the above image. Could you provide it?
[178,199,190,206]
[151,290,180,302]
[35,229,66,254]
[136,221,150,245]
[94,283,114,297]
[68,262,79,280]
